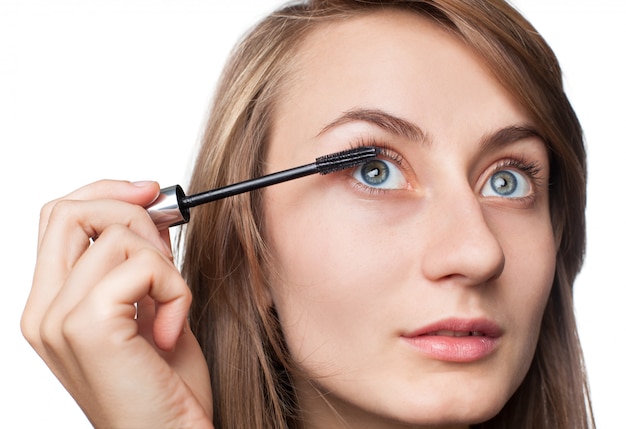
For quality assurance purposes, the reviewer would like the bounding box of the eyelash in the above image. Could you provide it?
[491,157,544,189]
[350,137,403,163]
[492,157,541,179]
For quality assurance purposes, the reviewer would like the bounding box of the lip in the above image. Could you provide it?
[401,318,502,363]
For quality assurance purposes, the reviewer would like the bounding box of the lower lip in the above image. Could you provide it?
[402,335,500,362]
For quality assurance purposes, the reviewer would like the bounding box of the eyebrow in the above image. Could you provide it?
[479,125,544,152]
[317,108,427,143]
[317,107,543,151]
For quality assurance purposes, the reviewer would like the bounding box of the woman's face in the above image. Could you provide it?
[263,10,555,428]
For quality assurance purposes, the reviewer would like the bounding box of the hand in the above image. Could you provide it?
[21,180,213,429]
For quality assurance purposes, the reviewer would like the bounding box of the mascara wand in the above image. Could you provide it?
[146,146,379,230]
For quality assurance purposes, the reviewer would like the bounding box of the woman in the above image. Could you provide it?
[21,0,593,428]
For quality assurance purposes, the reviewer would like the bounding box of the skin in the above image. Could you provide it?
[263,11,555,429]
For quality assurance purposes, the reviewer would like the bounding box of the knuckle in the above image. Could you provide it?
[129,204,156,229]
[134,246,164,265]
[97,223,130,242]
[46,199,76,224]
[169,271,192,304]
[170,275,192,301]
[20,314,41,348]
[38,313,63,350]
[181,284,193,307]
[39,198,62,224]
[129,201,149,217]
[38,309,89,353]
[92,178,113,188]
[61,310,89,347]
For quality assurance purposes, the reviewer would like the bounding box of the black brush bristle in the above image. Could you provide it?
[315,146,379,174]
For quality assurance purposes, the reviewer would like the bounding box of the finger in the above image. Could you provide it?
[67,246,191,353]
[37,180,160,251]
[24,226,150,378]
[29,229,177,400]
[24,200,169,339]
[161,320,213,418]
[36,224,172,346]
[28,179,163,325]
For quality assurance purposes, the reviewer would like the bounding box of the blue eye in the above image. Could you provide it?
[353,158,407,190]
[481,169,531,198]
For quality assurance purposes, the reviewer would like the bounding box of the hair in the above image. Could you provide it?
[180,1,592,428]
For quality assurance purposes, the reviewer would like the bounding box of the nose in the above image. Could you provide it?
[421,187,505,286]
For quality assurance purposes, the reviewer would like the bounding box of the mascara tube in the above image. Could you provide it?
[145,185,189,229]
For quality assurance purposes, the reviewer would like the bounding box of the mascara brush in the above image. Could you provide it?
[146,146,379,230]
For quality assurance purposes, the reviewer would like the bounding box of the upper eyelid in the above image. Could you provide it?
[490,158,546,189]
[493,158,540,176]
[479,135,549,177]
[348,137,407,164]
[372,145,406,165]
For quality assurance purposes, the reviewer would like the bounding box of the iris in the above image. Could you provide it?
[490,171,517,196]
[359,160,389,186]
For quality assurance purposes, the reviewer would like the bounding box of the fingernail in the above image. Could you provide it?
[131,181,155,188]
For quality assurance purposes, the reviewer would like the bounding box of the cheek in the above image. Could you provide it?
[502,214,555,310]
[264,179,403,297]
[262,183,405,364]
[494,210,556,372]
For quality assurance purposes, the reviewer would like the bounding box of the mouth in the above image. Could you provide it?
[401,318,502,362]
[406,318,503,338]
[425,330,488,337]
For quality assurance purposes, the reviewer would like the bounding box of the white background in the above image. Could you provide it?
[1,1,624,427]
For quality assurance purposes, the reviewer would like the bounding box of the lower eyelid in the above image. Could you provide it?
[348,179,394,196]
[481,193,538,210]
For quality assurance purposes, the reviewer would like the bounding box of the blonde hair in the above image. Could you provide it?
[181,1,592,428]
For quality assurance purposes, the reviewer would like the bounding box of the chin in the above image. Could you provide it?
[382,384,511,427]
[417,402,502,426]
[387,407,502,428]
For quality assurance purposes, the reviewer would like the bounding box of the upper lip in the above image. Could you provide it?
[402,317,503,338]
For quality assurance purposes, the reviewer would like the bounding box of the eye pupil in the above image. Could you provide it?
[360,160,389,185]
[366,168,379,178]
[490,171,517,196]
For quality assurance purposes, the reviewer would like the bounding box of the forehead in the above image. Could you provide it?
[272,9,530,145]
